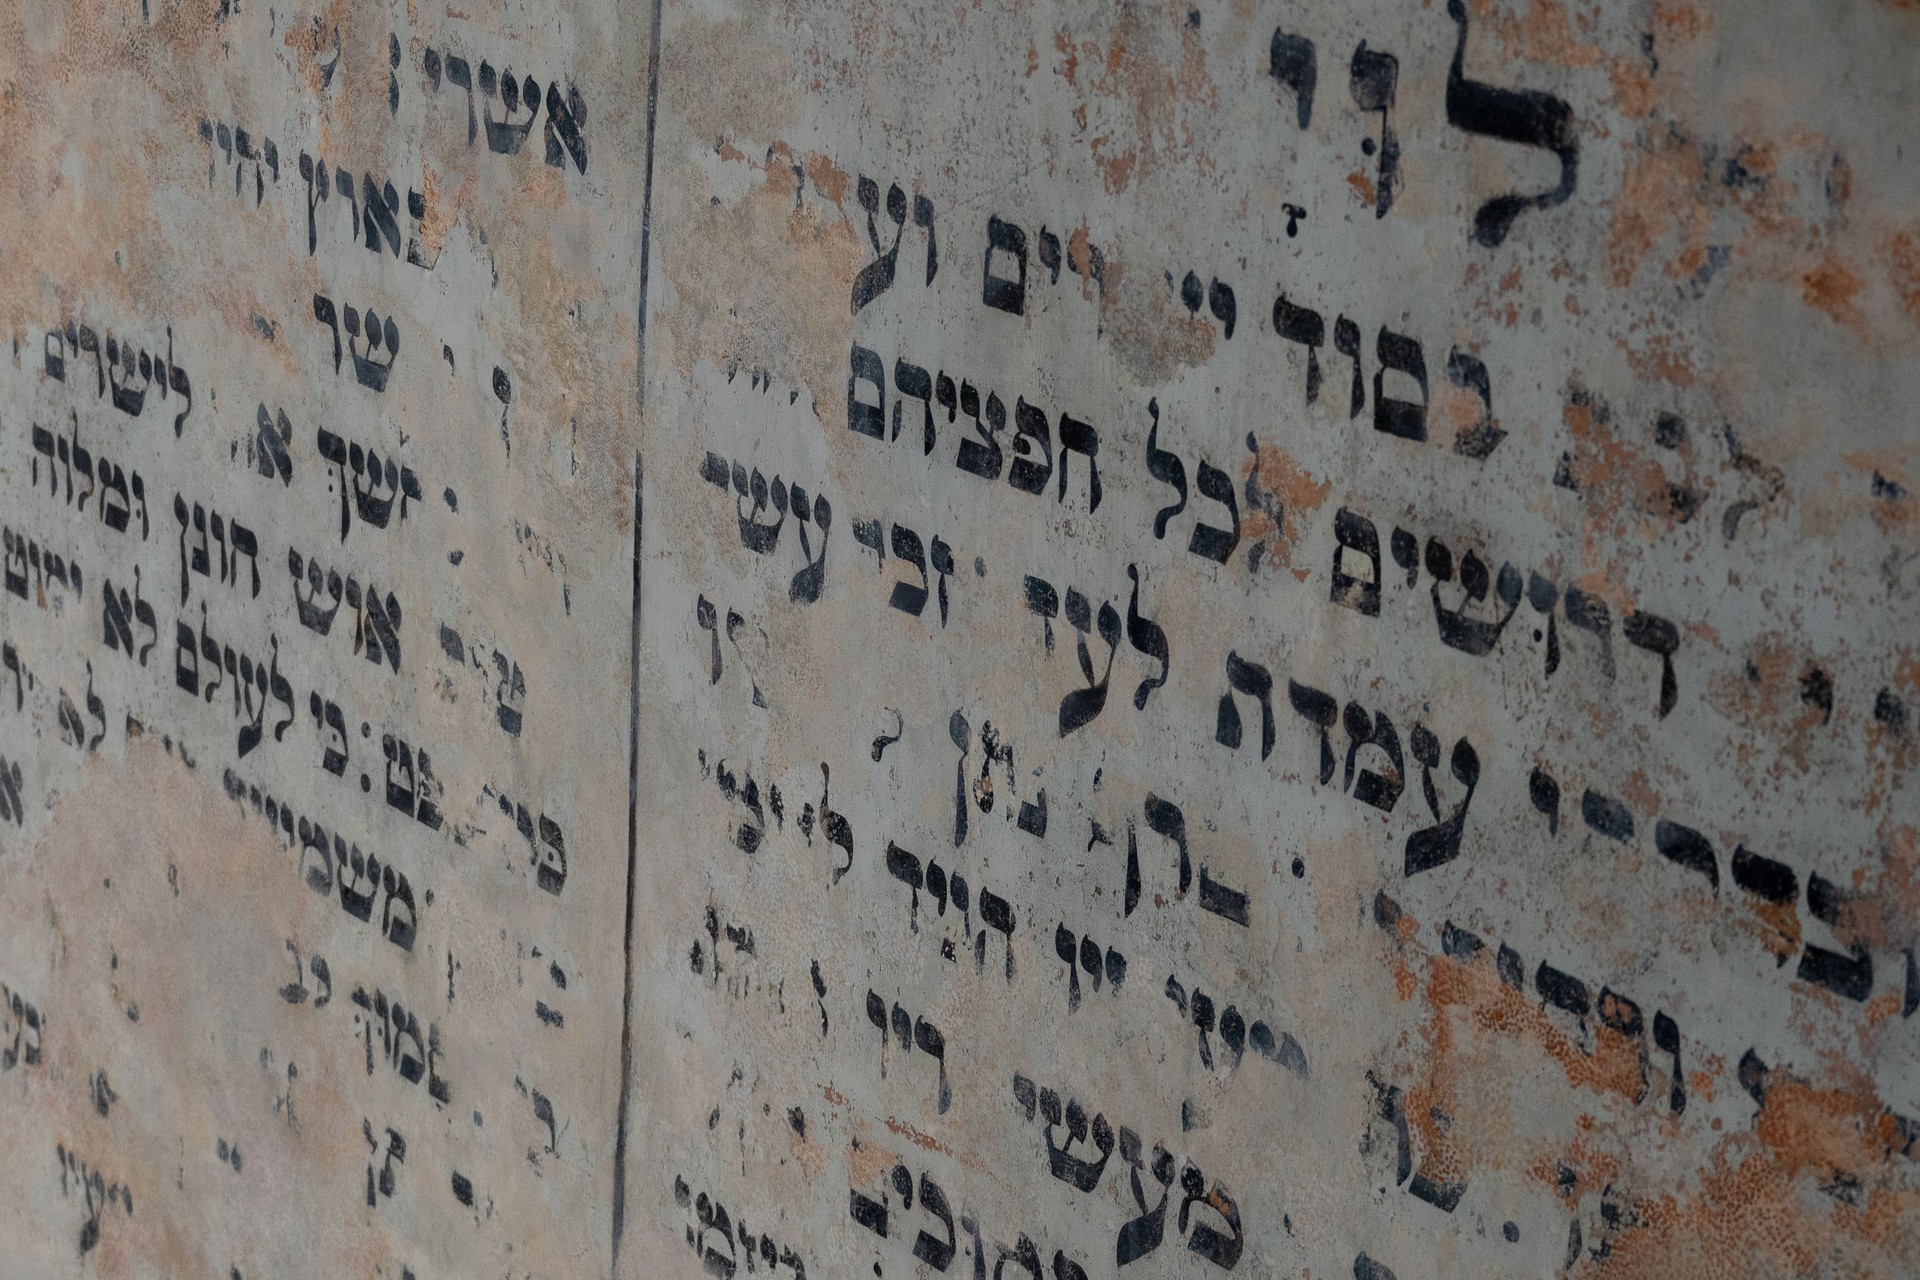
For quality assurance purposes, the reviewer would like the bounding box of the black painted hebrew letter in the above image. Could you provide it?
[1372,327,1427,441]
[1445,0,1579,247]
[983,215,1027,314]
[853,178,906,314]
[1331,507,1381,616]
[1623,609,1680,718]
[1349,42,1400,217]
[1189,461,1239,563]
[1216,653,1275,760]
[1446,348,1504,458]
[1058,590,1121,737]
[1404,725,1479,876]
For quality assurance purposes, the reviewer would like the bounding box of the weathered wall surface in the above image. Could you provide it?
[0,0,1916,1276]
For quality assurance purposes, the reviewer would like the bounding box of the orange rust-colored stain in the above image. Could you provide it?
[1392,958,1418,1002]
[1884,226,1920,326]
[884,1115,953,1157]
[1801,252,1869,335]
[1242,441,1331,576]
[1346,169,1376,210]
[804,152,850,207]
[1578,1075,1920,1277]
[1425,954,1652,1111]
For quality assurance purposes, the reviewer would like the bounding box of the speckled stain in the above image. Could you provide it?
[5,0,1920,1277]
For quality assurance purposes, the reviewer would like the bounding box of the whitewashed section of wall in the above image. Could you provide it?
[0,1,645,1275]
[1,0,1918,1278]
[626,2,1920,1279]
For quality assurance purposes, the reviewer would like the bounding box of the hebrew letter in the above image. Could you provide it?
[1146,400,1188,538]
[914,1175,956,1271]
[1008,398,1054,495]
[888,525,929,616]
[1188,461,1239,563]
[1563,587,1614,678]
[893,359,936,453]
[1799,872,1873,1001]
[1653,820,1718,891]
[1334,316,1365,418]
[1444,0,1579,247]
[543,81,588,173]
[358,583,403,672]
[1344,703,1404,811]
[1331,507,1382,615]
[1348,42,1400,219]
[1178,1169,1245,1270]
[291,550,344,634]
[297,818,334,895]
[978,888,1015,983]
[1623,609,1680,718]
[2,532,24,599]
[441,53,477,144]
[982,215,1027,314]
[106,339,151,416]
[312,694,349,775]
[789,488,831,605]
[1144,794,1192,898]
[1273,294,1325,402]
[914,1017,951,1113]
[1040,1091,1114,1192]
[852,178,906,314]
[536,815,567,895]
[1116,1132,1175,1266]
[1215,652,1275,760]
[1432,552,1523,656]
[338,847,380,921]
[345,308,399,393]
[1405,725,1480,875]
[956,385,1005,481]
[727,466,786,555]
[381,865,417,951]
[1058,590,1121,736]
[1057,413,1101,511]
[1372,327,1427,441]
[362,174,400,255]
[1446,348,1504,458]
[1270,28,1316,128]
[313,295,341,373]
[847,345,885,439]
[1653,1011,1686,1114]
[480,64,540,154]
[255,405,294,485]
[1126,565,1169,710]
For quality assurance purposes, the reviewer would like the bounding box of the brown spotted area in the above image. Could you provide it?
[1555,383,1719,543]
[1050,1,1220,198]
[1379,898,1920,1277]
[1703,631,1853,786]
[1602,115,1920,362]
[1468,0,1714,121]
[1561,1073,1920,1278]
[1241,440,1331,578]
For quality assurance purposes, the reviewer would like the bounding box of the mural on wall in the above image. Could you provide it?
[0,0,1915,1276]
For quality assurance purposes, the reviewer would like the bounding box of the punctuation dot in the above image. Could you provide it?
[450,550,465,566]
[361,722,371,737]
[1362,138,1376,156]
[1291,858,1305,878]
[360,775,371,793]
[974,557,986,577]
[443,487,458,511]
[1533,629,1544,642]
[1503,1221,1520,1243]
